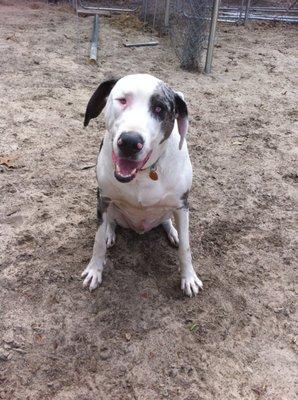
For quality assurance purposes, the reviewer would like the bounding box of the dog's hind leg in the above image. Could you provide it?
[81,212,108,291]
[162,219,179,247]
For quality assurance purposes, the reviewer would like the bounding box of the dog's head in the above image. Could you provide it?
[84,74,188,183]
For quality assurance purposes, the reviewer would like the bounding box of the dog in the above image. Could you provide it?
[81,74,202,296]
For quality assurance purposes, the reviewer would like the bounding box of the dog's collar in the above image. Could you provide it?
[140,155,162,181]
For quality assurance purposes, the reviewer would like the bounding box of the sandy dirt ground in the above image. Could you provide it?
[0,1,297,399]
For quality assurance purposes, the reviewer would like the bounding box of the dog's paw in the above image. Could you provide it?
[167,226,179,247]
[81,261,103,291]
[181,271,203,297]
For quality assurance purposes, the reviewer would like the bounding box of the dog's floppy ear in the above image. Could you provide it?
[174,92,188,150]
[84,78,119,127]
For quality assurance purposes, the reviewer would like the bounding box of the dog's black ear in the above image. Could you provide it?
[84,78,119,127]
[174,92,188,150]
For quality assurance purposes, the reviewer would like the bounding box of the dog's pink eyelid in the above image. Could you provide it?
[117,98,127,105]
[155,106,161,113]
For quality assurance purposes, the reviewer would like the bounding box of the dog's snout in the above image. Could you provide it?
[117,131,144,157]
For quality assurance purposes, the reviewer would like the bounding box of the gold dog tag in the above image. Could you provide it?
[149,170,158,181]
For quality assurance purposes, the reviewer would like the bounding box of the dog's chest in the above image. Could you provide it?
[108,178,177,233]
[113,200,174,233]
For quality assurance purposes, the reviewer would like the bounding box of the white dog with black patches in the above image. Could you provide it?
[82,74,202,296]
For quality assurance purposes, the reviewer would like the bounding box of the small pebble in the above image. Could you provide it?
[168,367,179,378]
[99,347,111,361]
[0,349,10,362]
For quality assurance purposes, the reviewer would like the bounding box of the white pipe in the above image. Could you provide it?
[90,14,99,64]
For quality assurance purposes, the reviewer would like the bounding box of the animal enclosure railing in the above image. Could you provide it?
[71,0,298,73]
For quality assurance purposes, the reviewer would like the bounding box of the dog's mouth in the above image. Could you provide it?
[112,151,152,183]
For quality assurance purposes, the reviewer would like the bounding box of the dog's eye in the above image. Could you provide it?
[154,106,162,114]
[117,98,127,105]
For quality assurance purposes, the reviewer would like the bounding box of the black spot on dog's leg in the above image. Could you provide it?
[97,188,111,225]
[179,190,189,210]
[99,139,104,153]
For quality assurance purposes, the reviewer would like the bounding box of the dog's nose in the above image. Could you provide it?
[117,131,144,157]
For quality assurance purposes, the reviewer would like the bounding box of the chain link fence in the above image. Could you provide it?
[219,0,298,22]
[168,1,211,71]
[77,0,212,71]
[74,0,298,72]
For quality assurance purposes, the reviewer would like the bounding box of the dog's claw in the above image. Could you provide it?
[163,219,179,247]
[106,235,116,248]
[168,228,179,247]
[106,222,116,248]
[181,273,203,297]
[81,262,103,291]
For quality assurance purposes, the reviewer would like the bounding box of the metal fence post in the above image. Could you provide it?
[164,0,170,28]
[204,0,220,74]
[244,0,251,24]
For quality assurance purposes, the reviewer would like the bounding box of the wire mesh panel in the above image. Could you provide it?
[220,0,297,6]
[72,0,297,72]
[140,0,168,31]
[219,0,298,22]
[169,0,212,71]
[79,1,213,72]
[139,0,212,71]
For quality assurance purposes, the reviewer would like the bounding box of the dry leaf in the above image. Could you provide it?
[0,154,19,168]
[125,333,131,341]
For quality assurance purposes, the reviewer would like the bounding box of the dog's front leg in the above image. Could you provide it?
[174,208,203,297]
[81,213,108,291]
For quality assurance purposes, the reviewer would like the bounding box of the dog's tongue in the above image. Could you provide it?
[113,151,152,182]
[117,158,140,176]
